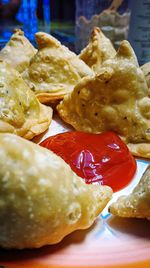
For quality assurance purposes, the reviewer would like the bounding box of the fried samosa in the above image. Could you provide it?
[141,62,150,89]
[0,29,37,73]
[109,165,150,220]
[22,32,94,104]
[0,133,112,249]
[57,41,150,158]
[0,60,52,139]
[79,27,116,73]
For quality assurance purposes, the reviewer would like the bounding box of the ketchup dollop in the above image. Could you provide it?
[40,131,136,192]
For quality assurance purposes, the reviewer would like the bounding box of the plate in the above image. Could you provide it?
[0,116,150,268]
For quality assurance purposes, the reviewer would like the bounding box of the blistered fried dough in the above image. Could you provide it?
[109,165,150,220]
[141,62,150,89]
[0,60,52,139]
[58,41,150,157]
[22,32,94,104]
[0,133,112,249]
[79,27,116,72]
[0,29,37,73]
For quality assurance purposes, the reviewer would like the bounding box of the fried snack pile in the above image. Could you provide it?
[57,41,150,158]
[22,32,93,104]
[0,60,52,139]
[79,27,116,72]
[0,26,149,245]
[0,133,112,249]
[109,165,150,220]
[0,29,37,73]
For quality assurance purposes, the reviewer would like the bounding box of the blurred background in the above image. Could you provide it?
[0,0,149,64]
[0,0,75,50]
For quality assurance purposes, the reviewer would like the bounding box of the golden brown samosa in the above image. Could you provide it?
[57,41,150,158]
[22,32,94,104]
[0,60,52,139]
[141,62,150,89]
[79,27,116,73]
[0,133,112,249]
[109,165,150,220]
[0,29,37,73]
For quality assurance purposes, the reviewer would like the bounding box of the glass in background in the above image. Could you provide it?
[128,0,150,65]
[75,0,131,53]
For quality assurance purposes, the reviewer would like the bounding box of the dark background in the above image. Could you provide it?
[38,0,75,22]
[0,0,76,23]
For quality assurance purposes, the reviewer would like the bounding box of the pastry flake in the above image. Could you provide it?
[22,32,94,104]
[0,60,52,139]
[79,27,116,73]
[109,165,150,220]
[0,133,112,249]
[0,29,37,73]
[57,41,150,158]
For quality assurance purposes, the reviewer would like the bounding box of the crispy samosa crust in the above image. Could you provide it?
[0,60,52,139]
[109,165,150,220]
[57,41,150,158]
[0,29,37,73]
[79,27,116,72]
[22,32,94,104]
[141,62,150,89]
[0,133,112,249]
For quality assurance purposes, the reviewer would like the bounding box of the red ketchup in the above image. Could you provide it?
[40,131,136,192]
